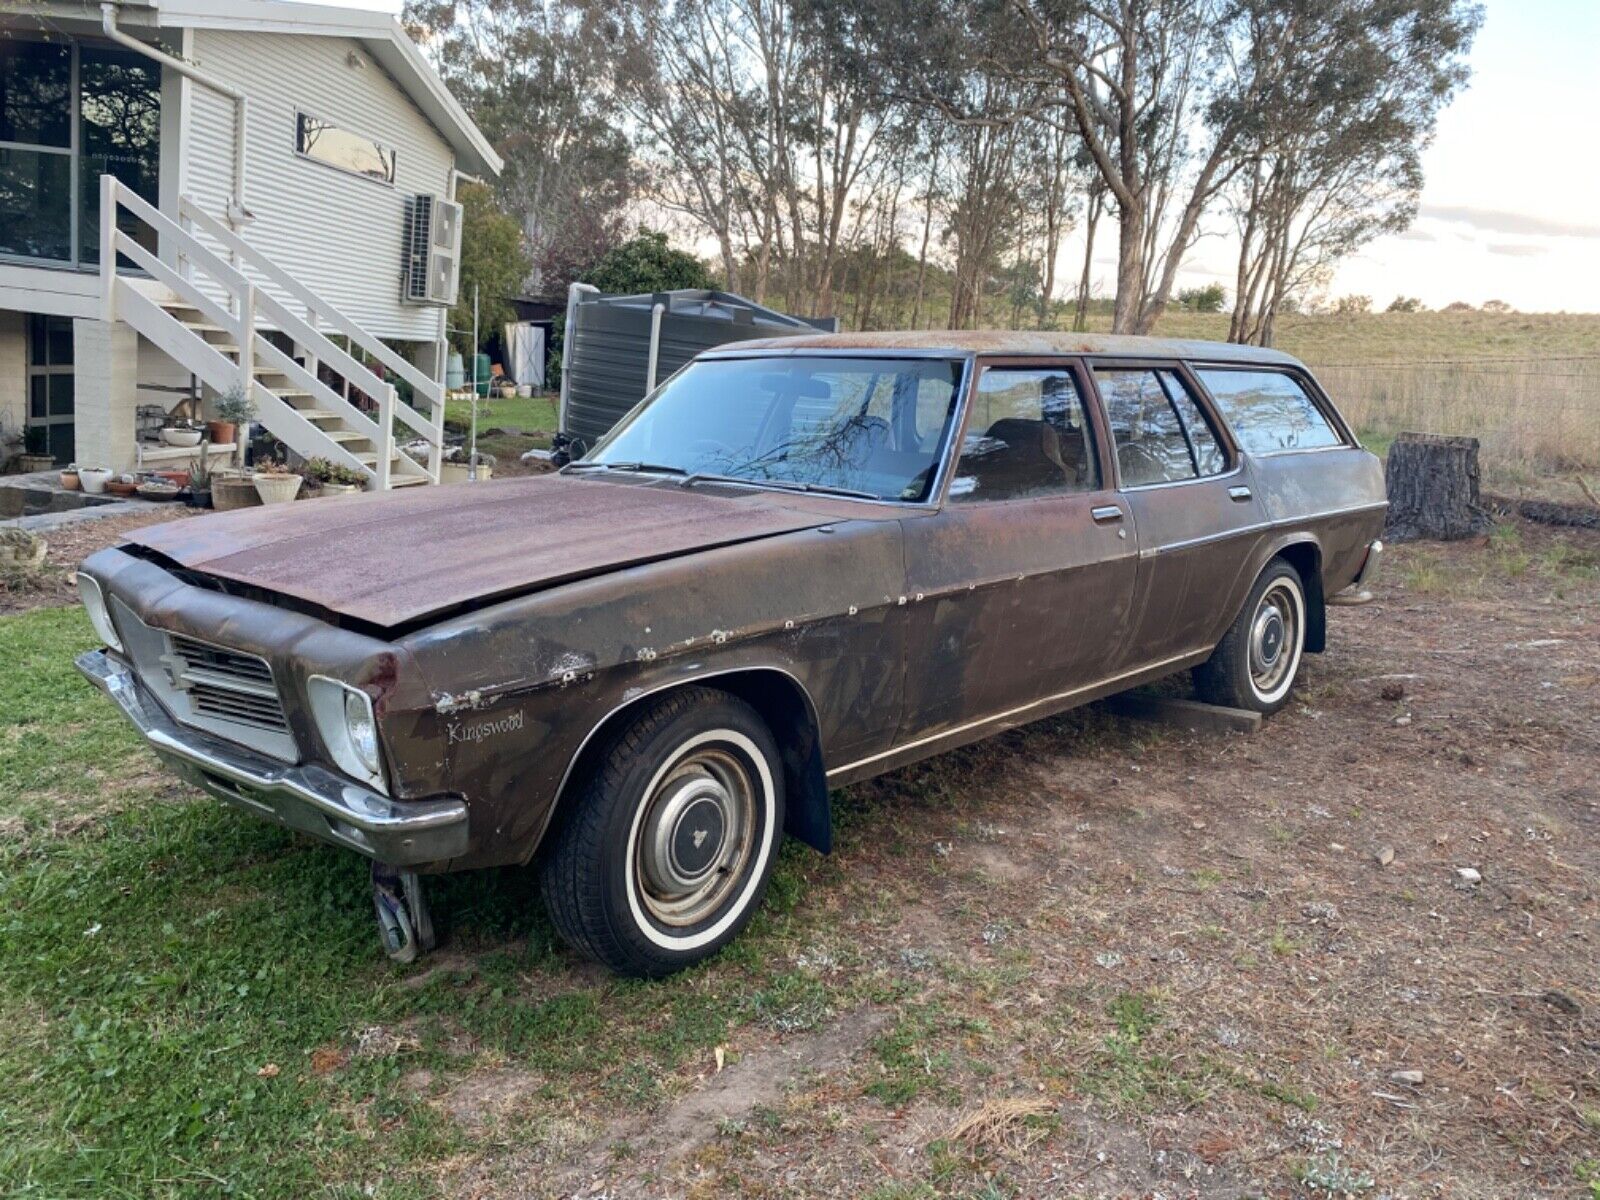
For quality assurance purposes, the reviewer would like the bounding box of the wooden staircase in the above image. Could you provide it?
[101,178,443,489]
[154,299,429,486]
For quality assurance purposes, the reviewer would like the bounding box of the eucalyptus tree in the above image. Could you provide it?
[403,0,633,294]
[1224,0,1482,345]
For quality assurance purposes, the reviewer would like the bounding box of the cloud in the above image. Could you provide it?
[1397,228,1436,243]
[1419,205,1600,240]
[1486,243,1547,258]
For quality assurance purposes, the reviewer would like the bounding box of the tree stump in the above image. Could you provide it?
[1384,432,1493,541]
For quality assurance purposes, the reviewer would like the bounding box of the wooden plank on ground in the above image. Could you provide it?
[1105,693,1262,736]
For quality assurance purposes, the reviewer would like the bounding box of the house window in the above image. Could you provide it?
[0,38,73,261]
[295,112,395,184]
[26,315,75,465]
[0,36,161,267]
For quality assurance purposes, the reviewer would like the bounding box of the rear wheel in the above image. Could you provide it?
[1193,560,1308,714]
[539,687,785,977]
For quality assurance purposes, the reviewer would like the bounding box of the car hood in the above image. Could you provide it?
[122,473,856,628]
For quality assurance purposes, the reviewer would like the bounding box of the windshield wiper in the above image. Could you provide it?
[680,472,883,502]
[565,461,690,477]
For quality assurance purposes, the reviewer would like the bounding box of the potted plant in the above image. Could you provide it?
[305,457,367,496]
[185,446,214,508]
[208,385,255,448]
[160,417,204,448]
[60,464,81,491]
[79,465,114,494]
[212,465,261,511]
[252,459,303,505]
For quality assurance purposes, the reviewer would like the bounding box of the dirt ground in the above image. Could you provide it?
[6,505,1597,1198]
[0,507,198,614]
[450,518,1600,1199]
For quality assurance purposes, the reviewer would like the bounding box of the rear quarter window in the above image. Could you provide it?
[1196,368,1344,456]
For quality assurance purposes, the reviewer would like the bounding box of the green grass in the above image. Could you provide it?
[443,392,556,435]
[0,606,863,1197]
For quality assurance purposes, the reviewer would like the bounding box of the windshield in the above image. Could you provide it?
[582,355,966,502]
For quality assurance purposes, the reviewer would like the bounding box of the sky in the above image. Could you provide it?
[307,0,1597,313]
[1292,0,1600,313]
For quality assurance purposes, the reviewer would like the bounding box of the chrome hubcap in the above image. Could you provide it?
[1249,582,1301,698]
[635,748,755,927]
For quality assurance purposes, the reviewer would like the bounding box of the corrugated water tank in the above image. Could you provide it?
[559,288,836,447]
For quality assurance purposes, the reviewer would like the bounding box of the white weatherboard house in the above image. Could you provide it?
[0,0,501,487]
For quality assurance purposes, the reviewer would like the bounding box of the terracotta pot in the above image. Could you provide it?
[107,480,140,497]
[60,470,81,491]
[253,473,303,504]
[206,420,236,445]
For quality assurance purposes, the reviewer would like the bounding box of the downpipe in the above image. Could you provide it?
[101,3,253,227]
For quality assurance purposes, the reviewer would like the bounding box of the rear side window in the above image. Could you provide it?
[1096,367,1227,486]
[1196,369,1343,455]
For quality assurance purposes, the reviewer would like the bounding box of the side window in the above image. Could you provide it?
[1097,368,1201,486]
[1196,368,1343,455]
[1160,371,1227,476]
[949,368,1100,502]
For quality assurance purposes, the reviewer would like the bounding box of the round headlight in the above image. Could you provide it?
[344,688,380,775]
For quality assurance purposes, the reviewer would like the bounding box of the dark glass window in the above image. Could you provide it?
[1098,368,1202,486]
[295,112,396,184]
[1196,368,1343,455]
[26,315,75,466]
[0,147,72,260]
[79,46,162,267]
[0,39,71,147]
[1161,372,1227,476]
[949,368,1099,502]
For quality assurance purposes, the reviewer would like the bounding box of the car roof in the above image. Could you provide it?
[708,329,1305,368]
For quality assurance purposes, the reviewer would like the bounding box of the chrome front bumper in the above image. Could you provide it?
[76,649,468,867]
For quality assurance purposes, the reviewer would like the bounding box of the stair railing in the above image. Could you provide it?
[178,196,444,479]
[100,176,438,484]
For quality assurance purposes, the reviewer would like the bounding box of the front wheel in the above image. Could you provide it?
[1193,560,1308,714]
[539,687,785,977]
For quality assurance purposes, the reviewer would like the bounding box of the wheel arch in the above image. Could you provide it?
[1270,538,1326,654]
[544,667,832,861]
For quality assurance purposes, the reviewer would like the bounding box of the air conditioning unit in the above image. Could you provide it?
[401,194,463,306]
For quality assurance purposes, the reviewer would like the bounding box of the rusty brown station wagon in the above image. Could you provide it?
[76,332,1386,975]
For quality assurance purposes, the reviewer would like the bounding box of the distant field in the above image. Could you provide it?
[1089,311,1600,493]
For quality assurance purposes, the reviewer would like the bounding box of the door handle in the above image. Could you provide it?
[1091,505,1123,523]
[1228,485,1253,502]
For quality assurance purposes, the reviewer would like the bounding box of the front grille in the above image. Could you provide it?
[163,633,289,735]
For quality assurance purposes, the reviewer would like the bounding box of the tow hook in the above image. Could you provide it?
[372,862,435,964]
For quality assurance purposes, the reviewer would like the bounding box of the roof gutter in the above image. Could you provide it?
[100,2,253,226]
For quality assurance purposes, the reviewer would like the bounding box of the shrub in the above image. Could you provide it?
[1386,296,1425,313]
[1334,294,1372,315]
[1177,283,1227,313]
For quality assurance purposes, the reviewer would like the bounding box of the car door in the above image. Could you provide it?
[1089,359,1268,668]
[897,358,1140,740]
